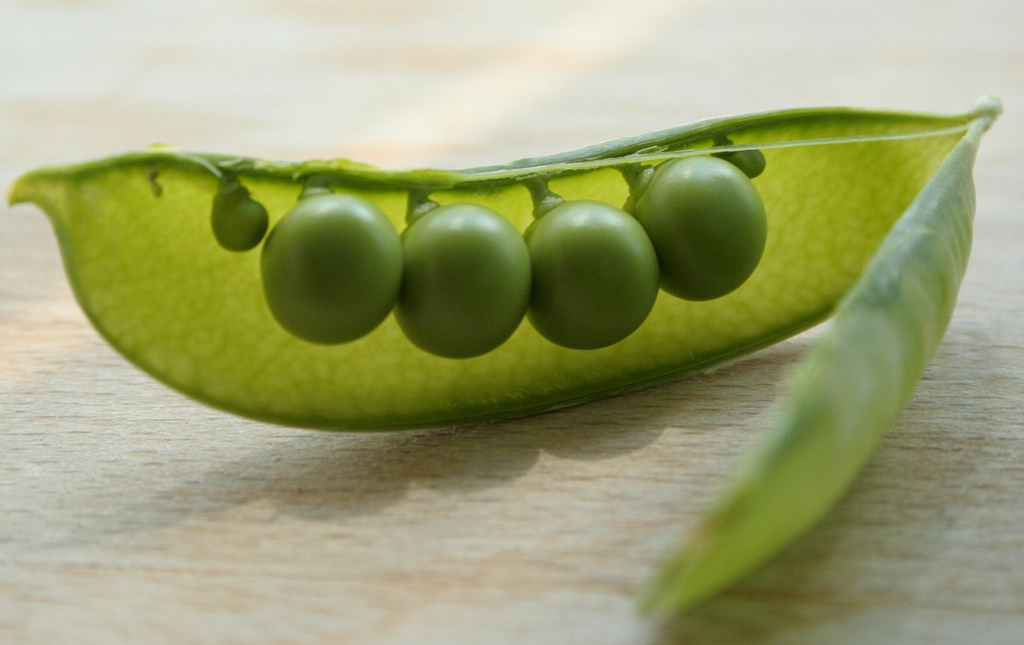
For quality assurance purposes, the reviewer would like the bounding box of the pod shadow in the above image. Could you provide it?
[154,383,679,523]
[24,341,807,549]
[184,342,807,524]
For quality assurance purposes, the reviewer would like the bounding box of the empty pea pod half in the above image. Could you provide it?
[6,97,1001,610]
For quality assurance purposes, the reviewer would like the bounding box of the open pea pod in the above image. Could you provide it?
[6,99,998,432]
[5,97,1001,610]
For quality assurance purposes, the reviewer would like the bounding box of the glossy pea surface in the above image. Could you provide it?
[396,203,531,358]
[636,156,767,301]
[261,193,402,344]
[526,200,659,350]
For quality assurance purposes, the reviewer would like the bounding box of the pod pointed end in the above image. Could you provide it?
[6,172,35,207]
[5,169,72,230]
[638,520,721,616]
[969,96,1003,127]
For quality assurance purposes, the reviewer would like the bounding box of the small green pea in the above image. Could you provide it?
[635,156,767,301]
[396,203,531,359]
[211,180,269,252]
[261,193,402,344]
[526,200,660,350]
[716,148,767,179]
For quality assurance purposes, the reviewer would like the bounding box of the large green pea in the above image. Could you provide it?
[395,203,531,359]
[211,180,269,252]
[635,156,767,301]
[261,193,402,344]
[526,200,660,350]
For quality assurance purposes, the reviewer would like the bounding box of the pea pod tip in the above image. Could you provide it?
[969,95,1003,124]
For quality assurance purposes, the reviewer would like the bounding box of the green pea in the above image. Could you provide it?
[210,179,268,251]
[260,193,402,344]
[396,203,531,359]
[635,156,767,301]
[526,200,659,350]
[716,148,767,178]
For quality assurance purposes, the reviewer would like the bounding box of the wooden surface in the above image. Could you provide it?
[2,1,1023,643]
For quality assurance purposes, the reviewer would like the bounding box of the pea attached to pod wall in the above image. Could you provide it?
[396,202,532,359]
[260,192,403,344]
[526,199,660,350]
[210,178,269,252]
[716,148,767,179]
[635,155,767,301]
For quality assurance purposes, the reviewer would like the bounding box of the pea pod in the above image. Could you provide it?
[643,97,1000,611]
[5,99,996,435]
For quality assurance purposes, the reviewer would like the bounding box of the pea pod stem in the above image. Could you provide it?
[522,176,565,218]
[616,163,654,213]
[405,188,440,224]
[642,99,999,612]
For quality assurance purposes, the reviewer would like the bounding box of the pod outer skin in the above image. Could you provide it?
[642,101,998,612]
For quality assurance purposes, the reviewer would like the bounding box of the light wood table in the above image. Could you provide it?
[2,1,1022,643]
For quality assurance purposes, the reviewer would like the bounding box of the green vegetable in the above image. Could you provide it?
[635,155,767,301]
[396,202,531,358]
[525,199,659,349]
[260,192,402,344]
[3,96,1001,611]
[5,100,996,435]
[643,97,1000,611]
